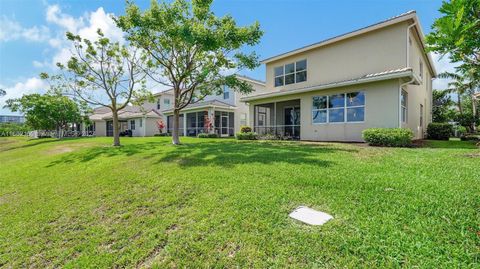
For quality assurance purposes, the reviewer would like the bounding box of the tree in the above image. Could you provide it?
[438,69,480,130]
[42,29,150,146]
[426,0,480,77]
[4,93,82,138]
[117,0,263,145]
[0,89,5,97]
[432,89,454,122]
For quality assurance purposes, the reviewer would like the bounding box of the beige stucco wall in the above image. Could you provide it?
[145,118,161,136]
[248,79,400,142]
[94,120,106,137]
[265,22,408,91]
[401,28,434,139]
[233,80,269,133]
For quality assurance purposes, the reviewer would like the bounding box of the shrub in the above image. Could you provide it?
[362,128,413,147]
[0,123,32,137]
[427,123,453,140]
[235,132,257,140]
[258,133,280,140]
[197,133,218,138]
[454,125,467,137]
[460,134,480,141]
[240,126,252,133]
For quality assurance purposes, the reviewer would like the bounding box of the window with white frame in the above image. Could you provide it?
[274,59,307,87]
[223,85,230,99]
[240,113,247,126]
[401,90,408,123]
[157,98,161,110]
[139,118,143,127]
[130,120,135,130]
[164,98,170,106]
[312,91,365,124]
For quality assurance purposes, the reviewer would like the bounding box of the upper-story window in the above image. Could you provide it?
[274,59,307,87]
[223,85,230,99]
[164,98,170,106]
[157,98,161,110]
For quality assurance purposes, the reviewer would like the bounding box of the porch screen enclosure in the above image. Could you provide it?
[254,99,300,140]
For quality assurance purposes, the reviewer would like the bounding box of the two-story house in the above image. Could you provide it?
[88,75,267,137]
[241,11,436,141]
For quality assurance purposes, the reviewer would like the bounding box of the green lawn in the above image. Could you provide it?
[1,137,479,268]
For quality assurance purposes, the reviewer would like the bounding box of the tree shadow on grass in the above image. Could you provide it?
[154,141,353,168]
[47,140,358,168]
[0,138,60,152]
[46,141,170,167]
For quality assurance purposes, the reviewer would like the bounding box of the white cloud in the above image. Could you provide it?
[0,77,49,114]
[44,5,125,67]
[432,52,461,91]
[0,16,50,42]
[32,60,47,68]
[46,5,84,33]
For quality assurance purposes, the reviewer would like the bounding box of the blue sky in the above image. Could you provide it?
[0,0,452,115]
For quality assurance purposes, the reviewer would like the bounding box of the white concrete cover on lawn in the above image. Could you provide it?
[289,206,333,226]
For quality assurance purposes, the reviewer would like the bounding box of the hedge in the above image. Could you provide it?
[362,128,413,147]
[235,132,257,140]
[240,126,252,133]
[197,133,219,138]
[427,123,453,140]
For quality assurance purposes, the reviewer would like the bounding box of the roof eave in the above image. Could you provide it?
[241,70,415,102]
[261,12,416,64]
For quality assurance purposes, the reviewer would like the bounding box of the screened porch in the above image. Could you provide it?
[254,99,301,140]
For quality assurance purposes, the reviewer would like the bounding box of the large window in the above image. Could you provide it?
[312,91,365,124]
[274,59,307,87]
[401,90,408,123]
[130,120,135,130]
[164,98,170,106]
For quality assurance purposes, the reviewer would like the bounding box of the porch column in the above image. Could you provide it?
[273,102,277,136]
[208,107,215,134]
[183,113,187,136]
[143,116,147,137]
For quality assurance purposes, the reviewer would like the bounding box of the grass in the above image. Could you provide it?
[0,136,479,268]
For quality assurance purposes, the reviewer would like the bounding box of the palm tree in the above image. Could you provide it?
[438,71,468,115]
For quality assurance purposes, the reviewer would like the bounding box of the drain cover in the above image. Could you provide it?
[289,206,333,226]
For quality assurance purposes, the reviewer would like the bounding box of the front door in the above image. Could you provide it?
[284,106,300,139]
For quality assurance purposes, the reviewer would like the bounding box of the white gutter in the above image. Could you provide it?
[406,22,417,67]
[241,69,415,102]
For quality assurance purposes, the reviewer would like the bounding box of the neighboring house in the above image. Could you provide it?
[241,11,436,141]
[89,106,164,137]
[162,75,267,137]
[0,115,25,124]
[88,75,267,137]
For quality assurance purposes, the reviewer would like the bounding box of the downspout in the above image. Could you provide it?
[398,22,417,128]
[406,22,417,67]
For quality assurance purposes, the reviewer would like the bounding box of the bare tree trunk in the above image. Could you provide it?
[472,95,477,132]
[457,94,463,115]
[172,109,181,145]
[112,109,121,146]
